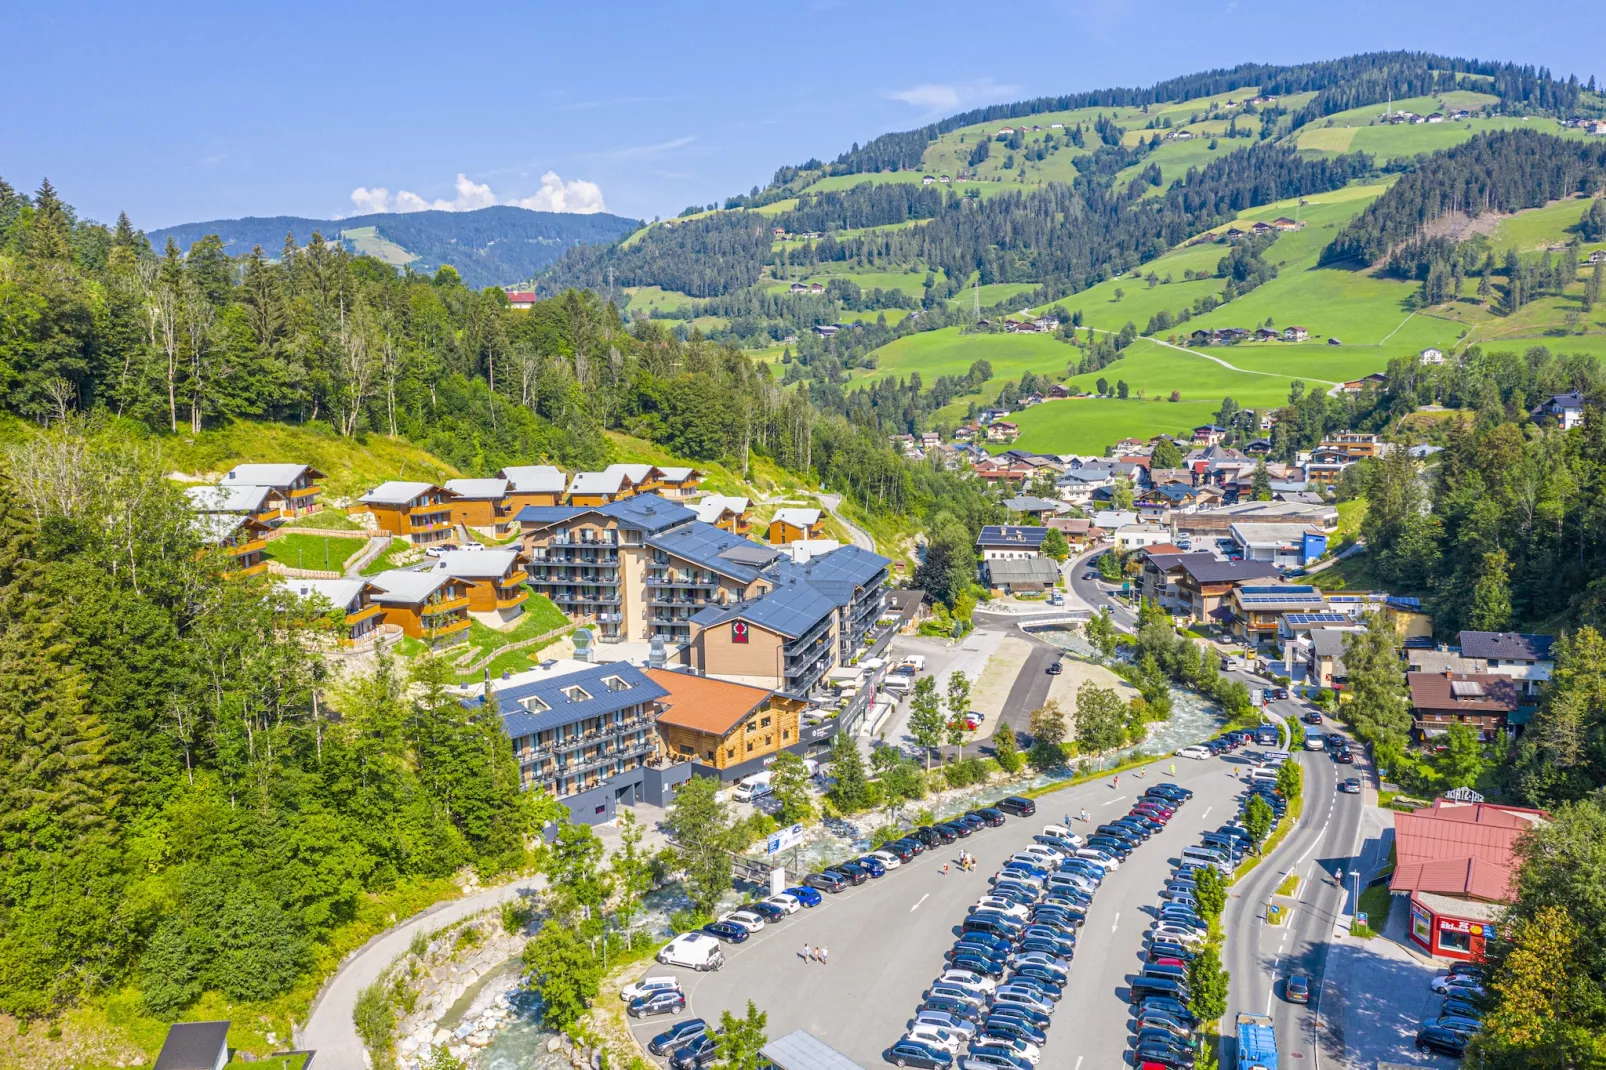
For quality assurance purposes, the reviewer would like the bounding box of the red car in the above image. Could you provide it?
[1132,803,1174,821]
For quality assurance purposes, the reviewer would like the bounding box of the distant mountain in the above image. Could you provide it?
[147,205,641,289]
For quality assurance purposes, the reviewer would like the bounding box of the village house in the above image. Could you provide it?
[693,494,752,535]
[153,1021,233,1070]
[1171,555,1281,622]
[976,524,1048,561]
[1271,217,1302,231]
[368,567,472,645]
[1254,327,1279,342]
[1530,391,1586,429]
[983,556,1062,594]
[443,477,517,535]
[186,482,285,529]
[285,576,386,645]
[1282,326,1308,342]
[1339,373,1388,393]
[503,290,538,311]
[1408,671,1523,741]
[358,481,458,546]
[566,468,636,506]
[220,463,327,521]
[1225,583,1328,647]
[1457,631,1555,697]
[193,512,271,579]
[647,668,808,778]
[768,507,823,545]
[1391,798,1548,962]
[432,548,530,624]
[986,421,1020,442]
[1191,424,1229,447]
[500,465,568,511]
[1420,347,1446,365]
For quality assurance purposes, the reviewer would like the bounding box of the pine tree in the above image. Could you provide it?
[1584,261,1602,313]
[1469,549,1514,631]
[827,732,871,811]
[25,178,73,262]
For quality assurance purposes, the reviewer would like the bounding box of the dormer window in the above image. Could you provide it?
[561,685,592,702]
[601,675,630,691]
[521,695,552,714]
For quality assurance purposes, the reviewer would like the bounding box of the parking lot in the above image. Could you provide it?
[621,747,1271,1068]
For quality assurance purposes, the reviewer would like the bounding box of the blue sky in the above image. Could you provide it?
[3,0,1599,230]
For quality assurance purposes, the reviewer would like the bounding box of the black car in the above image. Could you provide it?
[1018,936,1075,959]
[804,871,848,893]
[963,915,1021,939]
[1441,997,1485,1021]
[1148,941,1196,963]
[987,1002,1053,1032]
[997,796,1037,817]
[972,808,1007,827]
[1033,905,1086,927]
[1012,964,1066,991]
[748,900,787,922]
[1109,819,1153,840]
[951,952,1006,978]
[1326,732,1345,748]
[671,1035,720,1070]
[1137,996,1196,1025]
[886,1040,953,1069]
[1046,659,1064,675]
[1086,836,1133,858]
[1274,688,1289,700]
[827,864,869,886]
[1333,749,1355,764]
[1130,976,1191,1004]
[1097,822,1142,841]
[918,825,957,846]
[894,836,926,856]
[702,920,750,943]
[1147,783,1193,801]
[630,988,688,1018]
[649,1018,709,1056]
[1302,711,1323,725]
[1416,1025,1471,1057]
[953,931,1013,956]
[939,820,974,839]
[880,840,916,862]
[956,812,988,831]
[918,996,984,1024]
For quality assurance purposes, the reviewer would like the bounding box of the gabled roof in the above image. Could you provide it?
[1002,495,1065,513]
[976,525,1048,548]
[190,511,260,545]
[693,494,750,525]
[657,466,698,483]
[1408,671,1522,713]
[225,463,326,487]
[1309,628,1353,656]
[646,668,774,736]
[284,577,378,611]
[568,469,629,496]
[778,543,888,591]
[599,493,696,533]
[499,465,568,493]
[1457,631,1555,662]
[514,505,588,526]
[432,548,522,580]
[1178,556,1280,585]
[985,558,1062,584]
[154,1020,232,1070]
[367,568,456,605]
[771,507,822,529]
[187,483,275,514]
[691,583,840,639]
[443,477,510,499]
[1391,800,1548,902]
[603,463,661,485]
[361,480,448,506]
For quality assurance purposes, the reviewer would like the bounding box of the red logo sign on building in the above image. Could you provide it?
[732,621,749,644]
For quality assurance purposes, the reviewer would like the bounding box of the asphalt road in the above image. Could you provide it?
[622,753,1260,1070]
[1066,548,1138,632]
[1224,716,1367,1067]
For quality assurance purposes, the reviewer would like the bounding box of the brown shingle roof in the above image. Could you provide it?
[647,669,774,737]
[1407,672,1521,713]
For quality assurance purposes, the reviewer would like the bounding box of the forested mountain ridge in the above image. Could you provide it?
[148,205,641,290]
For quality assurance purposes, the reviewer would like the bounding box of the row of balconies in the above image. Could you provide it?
[646,575,717,589]
[551,533,618,547]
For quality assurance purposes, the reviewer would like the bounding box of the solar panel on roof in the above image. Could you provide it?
[1449,680,1486,698]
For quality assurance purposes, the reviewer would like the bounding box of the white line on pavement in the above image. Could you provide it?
[1265,991,1274,1015]
[1074,1058,1083,1070]
[1102,796,1127,806]
[1112,912,1120,933]
[911,893,929,913]
[1202,806,1212,819]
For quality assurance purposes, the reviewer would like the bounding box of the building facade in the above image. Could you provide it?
[359,481,459,546]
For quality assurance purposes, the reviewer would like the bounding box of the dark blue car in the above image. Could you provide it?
[854,855,887,877]
[702,920,750,943]
[784,885,822,907]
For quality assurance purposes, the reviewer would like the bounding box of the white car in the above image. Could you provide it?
[1151,922,1206,945]
[764,893,801,914]
[1176,745,1212,760]
[869,849,903,870]
[972,896,1031,920]
[1074,847,1118,870]
[620,976,682,1001]
[1017,844,1065,864]
[719,909,766,933]
[976,1035,1040,1065]
[1039,826,1082,847]
[904,1025,964,1054]
[937,969,998,995]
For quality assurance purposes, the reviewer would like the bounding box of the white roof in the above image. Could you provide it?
[187,483,273,513]
[1230,523,1321,547]
[772,508,822,528]
[1091,510,1139,530]
[433,548,522,579]
[443,477,510,499]
[285,577,370,609]
[190,511,253,544]
[360,480,441,505]
[657,466,695,483]
[694,495,749,524]
[226,463,316,487]
[499,465,567,493]
[367,568,454,604]
[568,470,628,495]
[603,463,658,484]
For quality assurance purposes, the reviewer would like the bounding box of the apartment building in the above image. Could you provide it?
[443,477,516,535]
[480,660,689,824]
[367,568,471,644]
[499,465,568,510]
[285,577,386,644]
[1457,631,1555,697]
[221,463,327,520]
[1227,584,1328,646]
[644,521,782,644]
[359,481,459,545]
[432,549,530,624]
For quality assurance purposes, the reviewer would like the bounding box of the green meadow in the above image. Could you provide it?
[853,325,1076,394]
[623,285,694,315]
[1000,397,1222,455]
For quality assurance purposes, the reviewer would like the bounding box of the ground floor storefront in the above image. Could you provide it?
[1408,893,1501,961]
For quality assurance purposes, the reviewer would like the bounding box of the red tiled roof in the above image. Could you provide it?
[1390,800,1548,903]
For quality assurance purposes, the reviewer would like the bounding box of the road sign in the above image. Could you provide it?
[1356,912,1368,927]
[765,823,805,855]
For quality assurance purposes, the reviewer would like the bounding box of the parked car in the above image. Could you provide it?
[719,909,766,932]
[621,976,682,1002]
[854,855,889,877]
[913,1011,977,1039]
[762,893,801,914]
[1441,997,1485,1021]
[1415,1025,1471,1057]
[887,1041,955,1070]
[828,862,870,885]
[804,871,848,894]
[939,820,974,839]
[649,1019,708,1056]
[629,989,687,1018]
[869,849,904,870]
[1133,1039,1196,1068]
[670,1034,720,1070]
[702,920,749,943]
[903,1025,964,1054]
[979,1016,1045,1047]
[1175,745,1211,760]
[972,808,1007,827]
[783,885,823,907]
[950,953,1005,979]
[955,812,988,831]
[997,796,1037,817]
[918,996,985,1025]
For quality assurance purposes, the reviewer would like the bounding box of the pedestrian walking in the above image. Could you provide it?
[802,943,811,963]
[942,862,950,876]
[1063,813,1072,828]
[1169,762,1175,776]
[1080,808,1089,823]
[821,946,829,965]
[1113,775,1120,789]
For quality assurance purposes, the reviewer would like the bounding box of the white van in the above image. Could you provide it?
[1039,825,1082,847]
[733,771,773,803]
[1181,845,1230,871]
[899,655,927,673]
[657,932,726,971]
[1248,768,1281,786]
[881,675,913,696]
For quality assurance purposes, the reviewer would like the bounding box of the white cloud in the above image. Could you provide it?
[884,78,1022,116]
[347,171,605,216]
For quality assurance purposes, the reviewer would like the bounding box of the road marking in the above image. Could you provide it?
[1266,991,1274,1015]
[1102,796,1127,806]
[1111,912,1120,933]
[1074,1058,1083,1070]
[1202,806,1212,819]
[911,893,929,913]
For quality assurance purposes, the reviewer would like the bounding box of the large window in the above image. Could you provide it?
[1438,925,1472,954]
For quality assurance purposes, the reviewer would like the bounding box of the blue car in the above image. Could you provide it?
[784,885,822,907]
[854,856,887,878]
[702,920,750,943]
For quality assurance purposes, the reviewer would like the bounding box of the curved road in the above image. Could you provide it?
[817,492,875,552]
[298,875,545,1066]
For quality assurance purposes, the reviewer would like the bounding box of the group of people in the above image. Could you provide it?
[800,943,829,965]
[940,851,978,875]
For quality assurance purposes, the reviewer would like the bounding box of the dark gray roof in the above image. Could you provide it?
[763,1030,864,1070]
[512,493,695,533]
[647,522,780,582]
[514,504,587,525]
[154,1021,231,1070]
[480,662,670,738]
[1179,556,1280,584]
[1458,631,1555,662]
[690,583,841,639]
[977,525,1048,548]
[1310,629,1351,656]
[778,544,889,589]
[985,558,1062,583]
